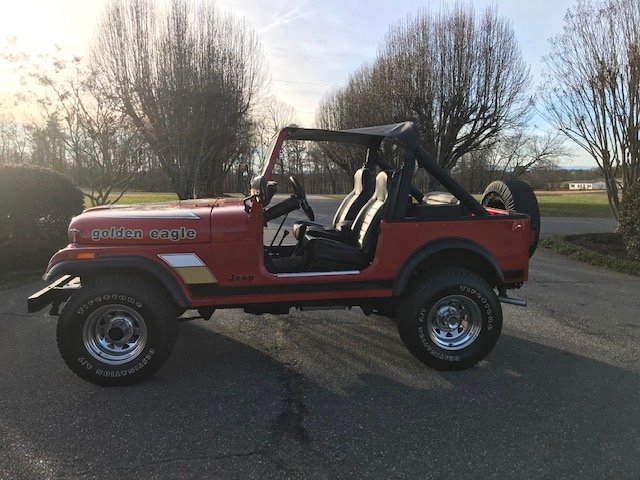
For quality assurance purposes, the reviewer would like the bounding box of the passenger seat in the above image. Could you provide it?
[292,167,374,241]
[303,171,390,271]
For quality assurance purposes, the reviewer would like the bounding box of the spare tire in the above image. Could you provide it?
[481,180,540,257]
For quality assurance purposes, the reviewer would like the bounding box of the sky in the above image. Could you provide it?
[0,0,591,166]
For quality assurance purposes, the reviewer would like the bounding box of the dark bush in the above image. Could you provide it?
[0,165,84,270]
[619,180,640,261]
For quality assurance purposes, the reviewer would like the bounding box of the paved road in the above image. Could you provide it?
[1,198,637,479]
[540,216,617,237]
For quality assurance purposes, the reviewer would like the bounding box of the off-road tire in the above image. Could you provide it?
[56,275,178,386]
[481,180,540,257]
[397,269,502,371]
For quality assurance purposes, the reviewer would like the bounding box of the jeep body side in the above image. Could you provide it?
[28,122,537,385]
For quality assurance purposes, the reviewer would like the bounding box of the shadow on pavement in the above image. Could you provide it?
[0,313,638,479]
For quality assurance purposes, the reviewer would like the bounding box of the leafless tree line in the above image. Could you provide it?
[2,0,639,212]
[317,5,539,187]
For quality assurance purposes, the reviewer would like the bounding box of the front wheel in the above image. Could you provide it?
[56,275,178,386]
[397,270,502,370]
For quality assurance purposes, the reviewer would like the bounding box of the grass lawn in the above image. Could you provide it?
[88,190,613,218]
[541,233,640,276]
[473,191,612,217]
[535,192,612,217]
[84,191,178,208]
[471,191,611,217]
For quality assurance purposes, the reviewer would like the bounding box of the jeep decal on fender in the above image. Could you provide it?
[91,227,197,242]
[150,227,197,241]
[91,227,144,241]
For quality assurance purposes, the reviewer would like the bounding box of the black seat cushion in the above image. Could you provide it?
[302,172,390,271]
[265,255,304,273]
[303,237,369,271]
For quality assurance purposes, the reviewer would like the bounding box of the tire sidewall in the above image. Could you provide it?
[400,273,502,369]
[58,284,174,385]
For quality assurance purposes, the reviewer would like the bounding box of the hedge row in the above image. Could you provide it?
[0,165,84,270]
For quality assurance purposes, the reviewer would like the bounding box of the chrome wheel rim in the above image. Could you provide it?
[82,304,147,365]
[427,295,482,351]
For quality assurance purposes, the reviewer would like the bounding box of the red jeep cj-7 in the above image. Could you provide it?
[28,122,540,386]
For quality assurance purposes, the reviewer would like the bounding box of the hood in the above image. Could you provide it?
[69,198,243,245]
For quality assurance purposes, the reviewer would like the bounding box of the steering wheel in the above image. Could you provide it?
[289,176,314,221]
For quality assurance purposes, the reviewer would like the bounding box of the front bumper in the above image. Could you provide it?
[27,275,81,314]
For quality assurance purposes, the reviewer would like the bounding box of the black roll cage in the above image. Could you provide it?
[283,122,488,218]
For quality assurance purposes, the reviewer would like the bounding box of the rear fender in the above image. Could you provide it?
[393,238,505,295]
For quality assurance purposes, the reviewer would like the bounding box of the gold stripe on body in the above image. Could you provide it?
[175,266,217,284]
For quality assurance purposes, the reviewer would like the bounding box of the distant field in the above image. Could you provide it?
[535,192,612,217]
[85,190,613,218]
[84,192,178,208]
[470,191,612,217]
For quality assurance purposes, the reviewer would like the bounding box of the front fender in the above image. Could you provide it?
[44,256,190,309]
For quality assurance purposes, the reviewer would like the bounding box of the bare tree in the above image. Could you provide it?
[93,0,266,199]
[541,0,640,219]
[262,97,298,136]
[66,74,143,206]
[0,105,29,165]
[2,43,145,205]
[454,149,493,193]
[27,115,68,172]
[488,130,568,179]
[27,57,143,205]
[316,65,386,175]
[317,5,530,184]
[257,96,299,177]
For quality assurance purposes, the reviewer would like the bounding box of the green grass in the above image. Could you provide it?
[85,190,613,218]
[84,192,178,208]
[475,191,612,217]
[541,233,640,276]
[472,191,611,217]
[535,193,612,217]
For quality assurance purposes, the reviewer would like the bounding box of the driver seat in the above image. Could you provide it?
[303,171,390,271]
[291,167,374,241]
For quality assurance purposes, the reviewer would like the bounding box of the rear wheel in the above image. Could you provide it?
[481,180,540,257]
[397,269,502,370]
[57,275,178,386]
